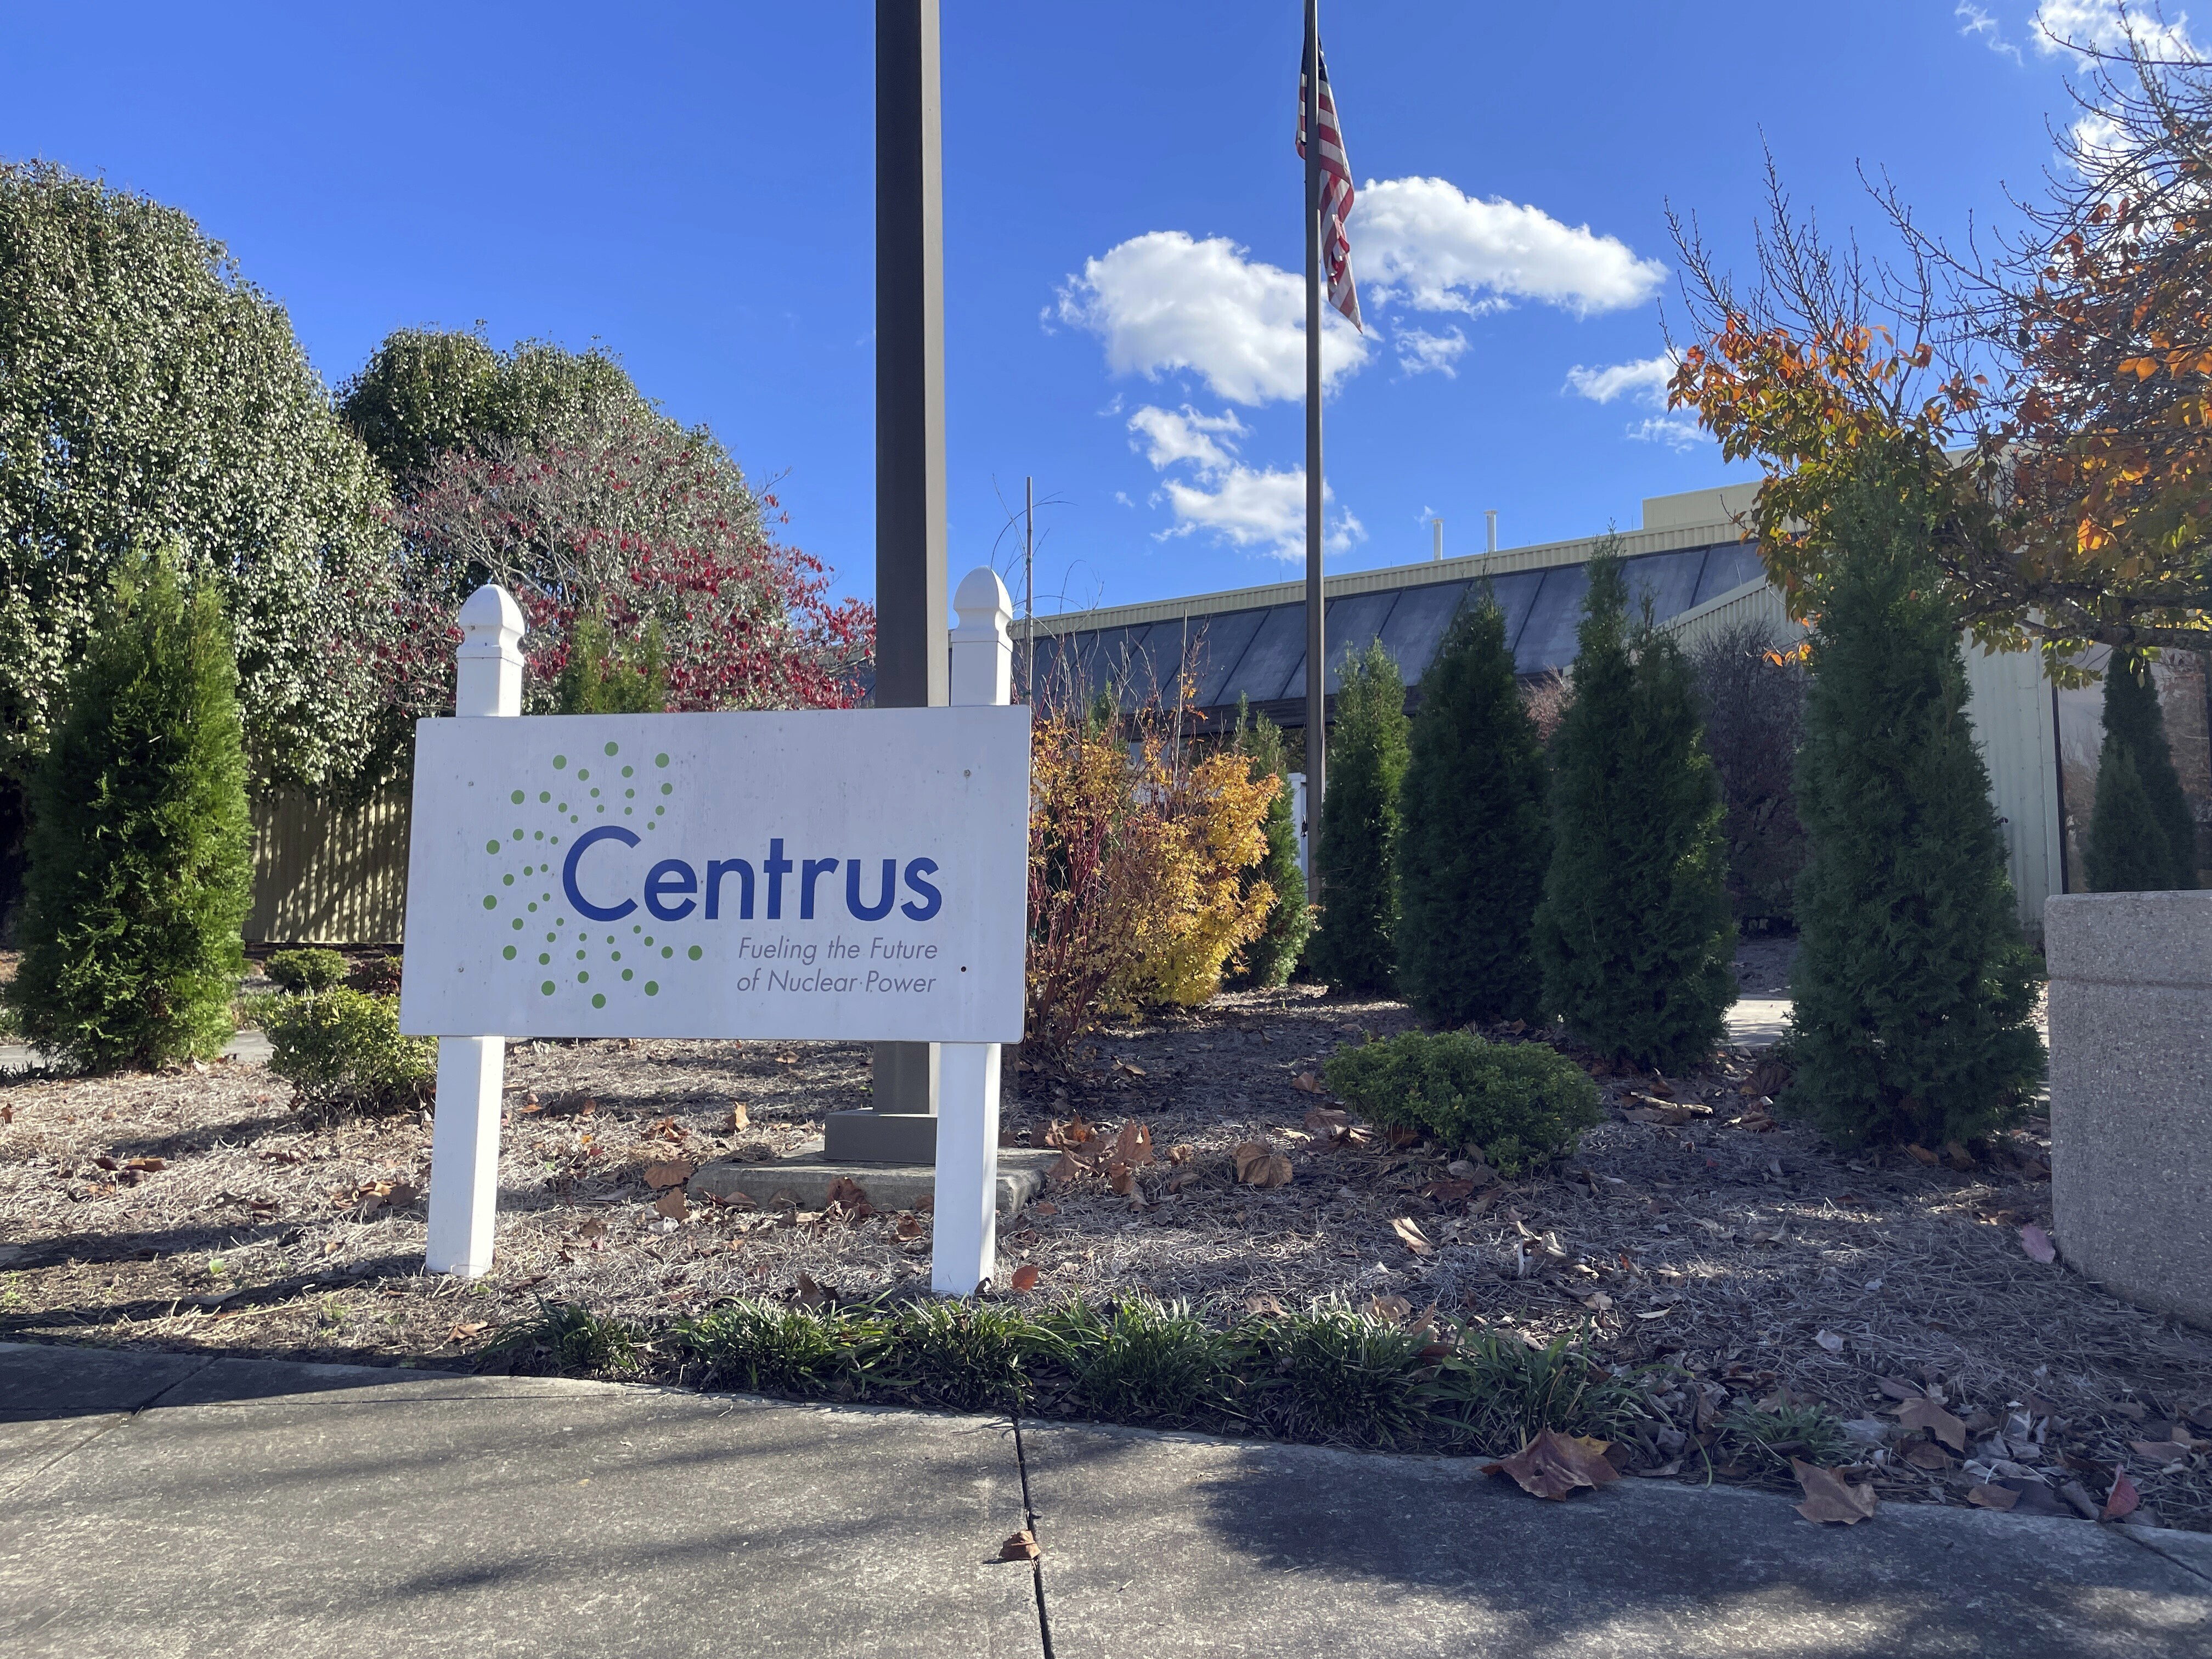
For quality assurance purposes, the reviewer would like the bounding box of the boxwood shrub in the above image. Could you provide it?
[1322,1029,1601,1175]
[265,987,434,1124]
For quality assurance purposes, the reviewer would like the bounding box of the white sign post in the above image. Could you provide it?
[408,569,1029,1295]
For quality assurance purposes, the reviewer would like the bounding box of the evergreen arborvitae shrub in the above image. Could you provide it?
[1532,549,1735,1070]
[1785,475,2044,1148]
[1308,640,1409,994]
[2084,741,2172,892]
[8,549,251,1069]
[554,614,667,714]
[2091,653,2198,889]
[1228,701,1313,989]
[1395,592,1551,1025]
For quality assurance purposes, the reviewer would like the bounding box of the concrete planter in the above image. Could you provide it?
[2044,891,2212,1329]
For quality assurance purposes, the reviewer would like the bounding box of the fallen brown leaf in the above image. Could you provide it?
[825,1176,870,1208]
[793,1272,827,1307]
[578,1216,608,1239]
[1165,1168,1201,1194]
[1791,1460,1878,1525]
[2018,1223,2057,1265]
[1110,1120,1155,1167]
[654,1188,689,1221]
[446,1321,487,1344]
[1290,1071,1326,1093]
[999,1530,1041,1561]
[1301,1106,1352,1141]
[2130,1440,2190,1465]
[728,1102,749,1132]
[1391,1217,1435,1255]
[893,1214,924,1239]
[1107,1163,1136,1197]
[1966,1483,2021,1511]
[1010,1264,1041,1292]
[1485,1430,1622,1501]
[1046,1153,1085,1184]
[2103,1471,2141,1521]
[1420,1179,1476,1203]
[1365,1294,1413,1324]
[1245,1293,1285,1317]
[123,1156,166,1173]
[1232,1143,1293,1188]
[642,1161,694,1190]
[1895,1397,1968,1452]
[1904,1143,1940,1165]
[1901,1441,1954,1470]
[1166,1143,1195,1165]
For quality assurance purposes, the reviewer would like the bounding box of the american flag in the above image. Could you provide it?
[1296,42,1362,332]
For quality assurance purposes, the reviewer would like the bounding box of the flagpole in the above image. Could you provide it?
[1302,0,1326,866]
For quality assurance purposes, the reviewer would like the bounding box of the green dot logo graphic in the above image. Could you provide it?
[491,740,705,1017]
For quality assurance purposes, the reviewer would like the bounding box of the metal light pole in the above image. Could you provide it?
[832,0,948,1161]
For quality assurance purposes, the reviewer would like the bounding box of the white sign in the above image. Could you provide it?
[399,707,1031,1042]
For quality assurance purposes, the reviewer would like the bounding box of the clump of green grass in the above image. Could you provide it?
[674,1301,889,1398]
[488,1300,648,1376]
[1716,1400,1848,1472]
[1232,1302,1434,1449]
[1033,1298,1239,1427]
[883,1299,1033,1412]
[1435,1326,1648,1454]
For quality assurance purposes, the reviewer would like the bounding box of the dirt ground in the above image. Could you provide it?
[3,947,2207,1531]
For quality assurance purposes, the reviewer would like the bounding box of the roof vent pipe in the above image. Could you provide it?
[1431,517,1443,561]
[1485,510,1498,554]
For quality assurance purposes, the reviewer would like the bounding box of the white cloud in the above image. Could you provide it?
[1055,231,1372,406]
[1160,466,1363,558]
[1957,2,2025,63]
[1628,414,1706,452]
[1564,353,1677,407]
[2034,0,2199,57]
[1126,402,1361,558]
[1113,490,1135,507]
[1126,404,1248,471]
[1356,177,1667,320]
[1395,325,1469,377]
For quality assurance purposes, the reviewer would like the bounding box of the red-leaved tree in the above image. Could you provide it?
[350,409,871,747]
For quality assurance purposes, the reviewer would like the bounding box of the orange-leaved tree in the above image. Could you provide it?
[1668,38,2212,673]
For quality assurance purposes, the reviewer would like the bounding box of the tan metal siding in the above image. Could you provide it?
[246,788,411,945]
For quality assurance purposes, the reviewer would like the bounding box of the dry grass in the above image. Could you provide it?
[3,953,2207,1532]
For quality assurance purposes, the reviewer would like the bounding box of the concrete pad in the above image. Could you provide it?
[0,1030,269,1073]
[693,1140,1055,1217]
[1020,1420,2211,1658]
[0,1346,1039,1659]
[1724,997,1791,1049]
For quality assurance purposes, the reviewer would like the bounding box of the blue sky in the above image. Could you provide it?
[0,2,2144,615]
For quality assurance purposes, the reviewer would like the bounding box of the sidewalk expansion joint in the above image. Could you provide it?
[1009,1410,1056,1659]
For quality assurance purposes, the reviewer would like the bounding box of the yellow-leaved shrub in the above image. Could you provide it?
[1024,703,1276,1062]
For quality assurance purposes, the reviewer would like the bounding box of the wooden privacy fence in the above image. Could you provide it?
[246,787,411,945]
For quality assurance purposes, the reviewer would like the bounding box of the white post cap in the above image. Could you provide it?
[951,567,1012,635]
[456,584,527,659]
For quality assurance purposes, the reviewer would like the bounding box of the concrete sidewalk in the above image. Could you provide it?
[1,1344,2205,1657]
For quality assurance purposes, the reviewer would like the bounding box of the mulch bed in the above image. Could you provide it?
[3,949,2207,1532]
